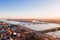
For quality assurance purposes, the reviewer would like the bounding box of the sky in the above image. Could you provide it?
[0,0,60,19]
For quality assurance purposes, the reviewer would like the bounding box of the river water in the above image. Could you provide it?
[46,30,60,38]
[4,20,60,31]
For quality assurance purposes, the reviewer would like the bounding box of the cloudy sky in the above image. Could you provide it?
[0,0,60,19]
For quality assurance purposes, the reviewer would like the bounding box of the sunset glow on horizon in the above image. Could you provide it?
[0,0,60,19]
